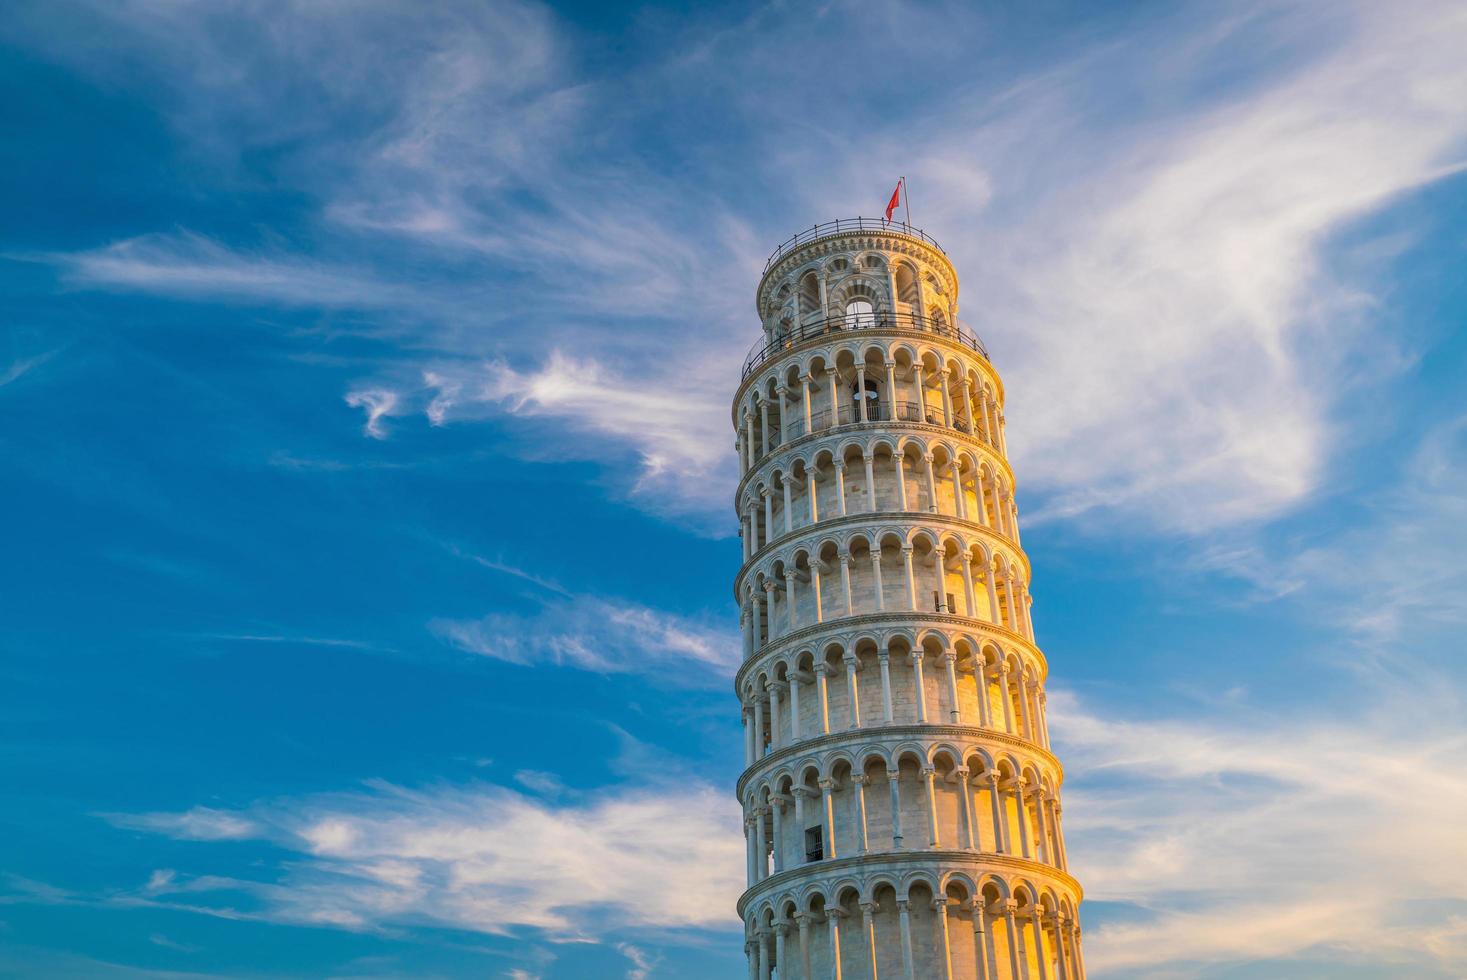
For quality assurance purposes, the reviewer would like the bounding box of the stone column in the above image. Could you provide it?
[771,796,785,873]
[884,360,898,421]
[938,372,953,427]
[743,703,755,766]
[744,817,755,886]
[788,672,802,743]
[923,454,939,513]
[797,913,814,980]
[753,695,766,760]
[826,367,839,428]
[986,773,1007,854]
[975,658,993,728]
[1002,903,1022,979]
[894,452,909,510]
[870,551,886,611]
[864,453,877,511]
[759,398,771,456]
[1010,779,1032,858]
[785,569,799,632]
[758,931,771,980]
[975,474,991,527]
[984,560,1000,623]
[852,774,871,855]
[1037,691,1051,749]
[972,906,993,980]
[775,924,790,980]
[902,547,918,610]
[959,554,977,617]
[922,767,940,847]
[776,385,790,445]
[998,664,1015,733]
[815,664,832,735]
[826,909,844,980]
[1017,678,1034,741]
[878,653,894,723]
[897,900,916,980]
[860,902,879,980]
[834,462,848,517]
[1051,914,1070,980]
[887,770,904,849]
[909,651,928,723]
[839,554,853,616]
[818,778,838,860]
[1004,570,1019,633]
[933,898,954,980]
[931,549,947,612]
[1030,909,1051,980]
[911,363,926,422]
[800,374,813,434]
[811,563,825,624]
[807,469,819,524]
[1032,789,1051,865]
[753,592,765,650]
[769,684,782,751]
[955,767,976,849]
[783,476,793,534]
[754,807,768,881]
[942,652,961,724]
[950,461,967,519]
[843,653,861,729]
[1052,801,1069,869]
[855,366,868,422]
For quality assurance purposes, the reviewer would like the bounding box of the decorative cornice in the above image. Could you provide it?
[735,722,1062,798]
[734,611,1048,690]
[733,508,1030,601]
[736,849,1083,918]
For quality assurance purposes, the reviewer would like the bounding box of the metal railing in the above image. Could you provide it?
[742,310,988,379]
[764,218,945,273]
[778,399,985,442]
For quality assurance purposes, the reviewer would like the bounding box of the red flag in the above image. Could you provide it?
[884,179,902,222]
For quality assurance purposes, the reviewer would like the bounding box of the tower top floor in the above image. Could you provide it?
[743,219,981,389]
[757,219,959,319]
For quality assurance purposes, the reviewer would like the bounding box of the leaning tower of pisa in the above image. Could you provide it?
[733,220,1085,980]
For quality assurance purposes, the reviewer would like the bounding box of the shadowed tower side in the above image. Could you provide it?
[733,219,1086,980]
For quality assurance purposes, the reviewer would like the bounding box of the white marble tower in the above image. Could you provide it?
[733,220,1085,979]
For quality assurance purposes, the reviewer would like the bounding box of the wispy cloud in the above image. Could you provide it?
[431,592,738,685]
[107,807,260,842]
[0,349,60,387]
[105,778,744,940]
[52,232,416,309]
[907,1,1467,534]
[1053,686,1467,976]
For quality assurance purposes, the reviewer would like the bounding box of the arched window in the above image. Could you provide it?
[845,299,875,329]
[799,273,821,316]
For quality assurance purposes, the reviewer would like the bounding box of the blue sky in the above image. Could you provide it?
[2,1,1466,977]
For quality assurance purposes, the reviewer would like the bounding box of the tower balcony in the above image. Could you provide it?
[742,309,988,380]
[763,217,948,274]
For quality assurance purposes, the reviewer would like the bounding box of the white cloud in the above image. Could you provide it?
[345,387,400,440]
[1052,686,1467,976]
[431,592,738,685]
[111,779,745,940]
[54,232,413,309]
[902,1,1467,535]
[108,806,261,841]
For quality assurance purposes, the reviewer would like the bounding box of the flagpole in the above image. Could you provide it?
[902,176,912,229]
